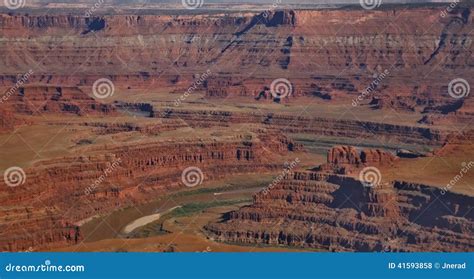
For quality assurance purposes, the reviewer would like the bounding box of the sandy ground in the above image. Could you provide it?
[52,205,312,252]
[122,206,182,234]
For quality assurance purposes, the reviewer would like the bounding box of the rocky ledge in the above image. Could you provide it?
[205,147,473,252]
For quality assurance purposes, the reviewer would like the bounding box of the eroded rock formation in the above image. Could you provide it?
[206,172,474,252]
[156,108,446,145]
[319,146,398,174]
[0,4,472,253]
[1,86,115,116]
[0,108,16,132]
[0,6,472,122]
[0,130,300,251]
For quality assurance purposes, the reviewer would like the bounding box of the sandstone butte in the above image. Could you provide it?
[0,4,472,252]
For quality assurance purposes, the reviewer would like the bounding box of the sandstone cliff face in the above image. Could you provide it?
[0,130,299,251]
[320,145,398,174]
[0,7,472,119]
[0,5,472,253]
[0,108,16,132]
[327,146,397,166]
[433,130,474,156]
[1,86,115,116]
[206,172,474,252]
[156,108,446,145]
[205,143,473,252]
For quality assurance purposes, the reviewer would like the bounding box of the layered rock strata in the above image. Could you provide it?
[320,145,398,174]
[1,86,115,116]
[0,7,472,119]
[0,131,300,251]
[157,108,446,145]
[206,172,474,252]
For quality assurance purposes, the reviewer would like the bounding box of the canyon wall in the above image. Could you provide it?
[0,130,300,251]
[0,108,16,132]
[206,172,474,251]
[1,86,115,115]
[0,7,472,119]
[157,108,447,145]
[0,5,472,253]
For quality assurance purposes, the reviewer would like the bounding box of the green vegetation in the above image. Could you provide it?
[129,199,251,238]
[81,174,272,242]
[290,133,437,154]
[165,199,251,219]
[169,178,272,199]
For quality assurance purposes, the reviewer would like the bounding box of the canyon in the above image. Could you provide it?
[0,128,300,251]
[206,147,474,252]
[0,3,472,252]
